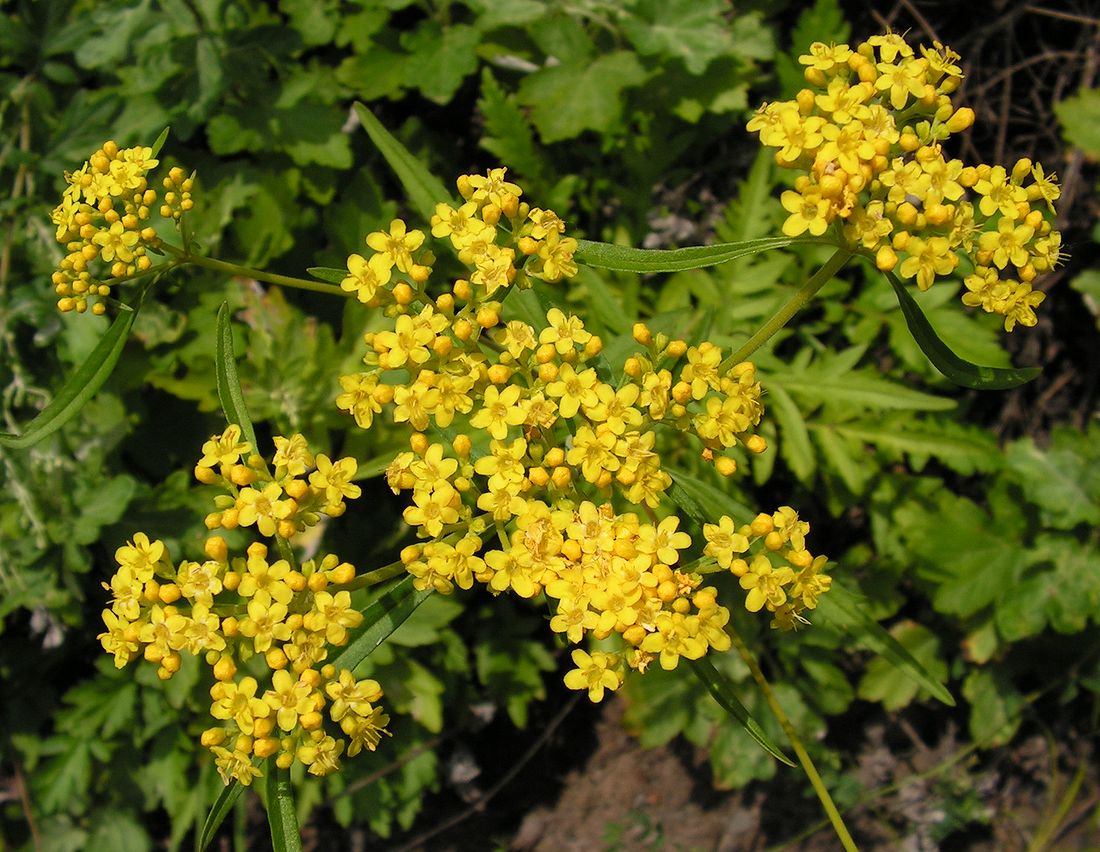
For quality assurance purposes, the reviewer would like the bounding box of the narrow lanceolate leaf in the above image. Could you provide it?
[214,301,258,451]
[574,236,830,273]
[815,580,955,707]
[887,272,1040,389]
[690,658,795,766]
[306,266,347,285]
[352,102,451,222]
[0,305,137,449]
[666,466,755,527]
[197,778,245,852]
[150,126,171,157]
[330,575,434,673]
[264,763,302,852]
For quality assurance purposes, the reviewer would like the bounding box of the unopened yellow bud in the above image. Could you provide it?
[551,466,572,489]
[266,648,289,670]
[213,656,237,682]
[538,362,558,383]
[664,339,687,358]
[436,292,454,313]
[253,737,279,758]
[765,531,785,551]
[300,711,323,731]
[410,432,429,455]
[487,364,512,384]
[729,558,749,577]
[584,336,602,358]
[750,513,774,536]
[536,342,557,364]
[632,323,652,345]
[528,467,550,487]
[201,728,227,748]
[194,465,218,484]
[745,434,767,454]
[715,456,737,477]
[623,356,642,378]
[795,88,816,114]
[221,616,239,637]
[876,245,899,272]
[671,382,692,404]
[544,447,565,467]
[899,131,920,153]
[159,583,181,604]
[452,434,472,457]
[518,236,539,255]
[622,625,647,646]
[331,561,356,585]
[453,279,472,301]
[392,282,415,305]
[562,539,582,562]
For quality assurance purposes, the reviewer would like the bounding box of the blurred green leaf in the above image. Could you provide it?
[857,621,948,711]
[215,301,258,451]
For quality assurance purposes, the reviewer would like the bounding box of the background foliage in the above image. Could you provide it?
[2,0,1098,848]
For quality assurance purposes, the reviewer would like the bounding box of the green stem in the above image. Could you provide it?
[721,245,852,369]
[729,629,859,852]
[350,560,408,589]
[159,243,349,298]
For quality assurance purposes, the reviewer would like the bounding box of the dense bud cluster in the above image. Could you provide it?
[748,32,1064,330]
[336,169,830,702]
[99,430,387,785]
[50,141,193,314]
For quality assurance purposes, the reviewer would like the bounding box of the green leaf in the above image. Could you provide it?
[962,668,1023,747]
[768,383,816,481]
[215,302,258,451]
[0,304,137,448]
[1070,269,1100,328]
[197,778,246,852]
[1055,87,1100,156]
[1005,433,1100,529]
[574,236,827,273]
[689,658,794,766]
[149,126,170,157]
[665,465,754,526]
[353,102,451,222]
[330,575,435,673]
[400,23,480,104]
[815,580,955,706]
[768,369,956,411]
[857,621,948,711]
[887,272,1040,389]
[516,52,649,143]
[307,266,347,285]
[264,763,302,852]
[620,0,734,75]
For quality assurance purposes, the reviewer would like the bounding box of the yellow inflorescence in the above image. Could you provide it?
[748,31,1064,331]
[50,141,193,315]
[335,168,830,703]
[98,428,387,786]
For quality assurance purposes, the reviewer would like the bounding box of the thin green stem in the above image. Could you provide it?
[350,560,408,589]
[159,243,349,298]
[720,245,852,369]
[729,629,859,852]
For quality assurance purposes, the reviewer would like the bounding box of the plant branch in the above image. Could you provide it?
[721,245,852,369]
[159,243,349,298]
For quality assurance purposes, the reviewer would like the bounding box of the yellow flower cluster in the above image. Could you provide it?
[748,32,1063,331]
[336,169,830,702]
[50,140,193,314]
[98,429,388,786]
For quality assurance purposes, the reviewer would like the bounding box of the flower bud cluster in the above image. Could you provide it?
[748,32,1064,331]
[98,430,388,786]
[50,141,193,314]
[336,170,830,702]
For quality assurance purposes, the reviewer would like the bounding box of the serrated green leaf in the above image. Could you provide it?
[1055,86,1100,156]
[887,272,1040,389]
[575,236,827,273]
[353,102,451,221]
[689,658,794,766]
[264,763,302,852]
[769,383,816,481]
[516,52,649,143]
[769,368,955,411]
[477,68,543,181]
[215,302,258,451]
[962,668,1023,746]
[815,580,955,706]
[330,576,434,673]
[830,420,1001,475]
[1005,434,1100,529]
[400,23,480,103]
[1,304,137,449]
[197,778,245,852]
[620,0,733,74]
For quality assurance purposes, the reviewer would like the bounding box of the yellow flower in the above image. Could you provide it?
[780,188,831,237]
[341,252,392,303]
[563,649,622,702]
[366,219,424,273]
[539,307,591,354]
